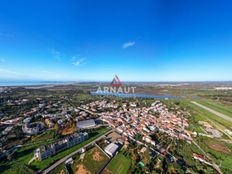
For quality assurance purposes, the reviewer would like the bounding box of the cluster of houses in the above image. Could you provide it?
[34,132,88,160]
[198,121,222,138]
[99,100,192,145]
[82,100,118,110]
[0,96,90,156]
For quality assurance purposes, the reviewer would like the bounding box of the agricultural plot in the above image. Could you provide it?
[106,152,131,174]
[196,137,232,174]
[71,146,109,174]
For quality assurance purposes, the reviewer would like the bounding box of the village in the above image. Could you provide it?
[0,87,230,174]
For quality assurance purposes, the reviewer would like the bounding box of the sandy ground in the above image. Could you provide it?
[92,149,104,161]
[61,122,76,135]
[75,164,91,174]
[80,153,85,161]
[102,169,113,174]
[59,169,66,174]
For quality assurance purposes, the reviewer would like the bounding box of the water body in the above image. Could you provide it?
[91,91,180,99]
[0,81,72,87]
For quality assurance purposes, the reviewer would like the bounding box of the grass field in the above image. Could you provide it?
[179,100,232,129]
[0,162,36,174]
[48,163,66,174]
[106,152,131,174]
[197,99,232,118]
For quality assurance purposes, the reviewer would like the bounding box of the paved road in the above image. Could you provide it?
[42,129,112,174]
[191,101,232,122]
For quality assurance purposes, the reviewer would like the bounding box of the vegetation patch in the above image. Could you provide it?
[71,146,108,174]
[107,152,131,174]
[197,99,232,117]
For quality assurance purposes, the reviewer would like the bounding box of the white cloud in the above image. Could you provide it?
[71,57,85,66]
[122,41,135,49]
[72,61,80,66]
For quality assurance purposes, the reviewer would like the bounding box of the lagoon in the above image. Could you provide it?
[91,91,180,99]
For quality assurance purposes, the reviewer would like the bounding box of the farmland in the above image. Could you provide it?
[71,146,109,174]
[106,151,131,174]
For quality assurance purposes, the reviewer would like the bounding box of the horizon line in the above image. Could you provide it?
[1,80,232,83]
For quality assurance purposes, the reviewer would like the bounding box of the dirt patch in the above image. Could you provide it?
[75,164,91,174]
[168,166,178,174]
[80,153,85,161]
[208,143,231,154]
[61,121,76,135]
[102,169,112,174]
[92,149,104,161]
[59,169,66,174]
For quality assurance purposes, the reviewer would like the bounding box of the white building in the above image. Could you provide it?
[76,119,96,129]
[104,143,119,157]
[34,132,88,160]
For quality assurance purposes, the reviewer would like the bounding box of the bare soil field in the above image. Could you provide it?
[61,122,76,135]
[208,143,231,154]
[59,169,66,174]
[102,169,112,174]
[92,149,104,161]
[75,164,91,174]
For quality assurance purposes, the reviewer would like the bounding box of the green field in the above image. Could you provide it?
[107,152,131,174]
[48,163,67,174]
[179,100,232,129]
[197,99,232,118]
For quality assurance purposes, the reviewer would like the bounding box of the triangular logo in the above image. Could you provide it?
[111,75,122,86]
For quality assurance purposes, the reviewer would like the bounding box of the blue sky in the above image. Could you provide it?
[0,0,232,81]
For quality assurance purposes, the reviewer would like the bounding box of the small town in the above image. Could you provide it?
[1,1,232,173]
[1,85,231,174]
